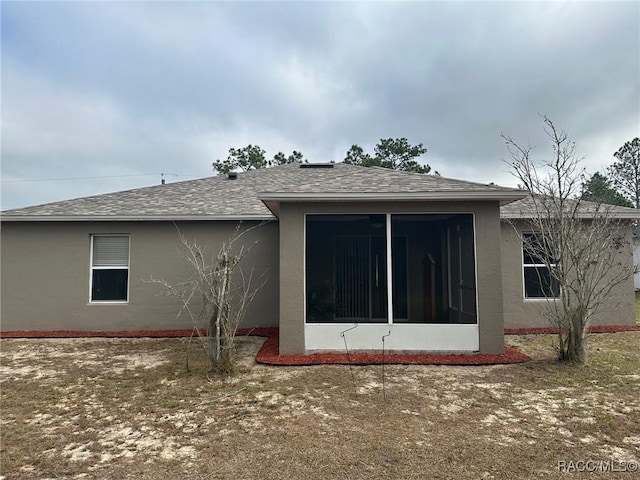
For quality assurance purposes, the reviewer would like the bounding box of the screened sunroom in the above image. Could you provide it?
[304,213,479,351]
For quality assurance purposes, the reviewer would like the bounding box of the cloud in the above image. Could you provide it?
[1,1,638,208]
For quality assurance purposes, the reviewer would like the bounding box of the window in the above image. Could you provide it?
[522,233,560,299]
[90,235,129,302]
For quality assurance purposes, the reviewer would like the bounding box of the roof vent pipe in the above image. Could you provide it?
[228,172,238,180]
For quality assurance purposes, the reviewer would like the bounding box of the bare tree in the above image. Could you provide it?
[503,116,636,364]
[150,223,266,376]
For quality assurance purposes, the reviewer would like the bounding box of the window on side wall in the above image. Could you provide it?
[522,233,560,299]
[90,235,130,302]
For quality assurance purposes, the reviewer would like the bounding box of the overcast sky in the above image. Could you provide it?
[2,1,639,210]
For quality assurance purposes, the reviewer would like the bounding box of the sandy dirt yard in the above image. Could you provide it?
[1,333,638,479]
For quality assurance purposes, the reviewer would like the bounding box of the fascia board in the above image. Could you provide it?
[258,191,528,202]
[500,212,640,220]
[0,214,276,222]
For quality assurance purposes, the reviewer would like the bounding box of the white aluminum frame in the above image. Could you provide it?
[521,232,560,301]
[303,212,480,351]
[89,234,131,304]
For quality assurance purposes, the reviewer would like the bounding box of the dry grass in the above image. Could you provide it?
[1,333,639,480]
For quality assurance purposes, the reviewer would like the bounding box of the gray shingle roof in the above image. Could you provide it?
[262,165,518,194]
[2,163,525,220]
[501,195,640,219]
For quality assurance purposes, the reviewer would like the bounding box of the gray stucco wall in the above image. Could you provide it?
[0,220,279,332]
[277,201,506,355]
[501,221,636,328]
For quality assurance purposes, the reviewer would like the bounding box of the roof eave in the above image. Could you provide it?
[259,191,528,216]
[259,191,527,200]
[500,212,640,220]
[0,214,276,222]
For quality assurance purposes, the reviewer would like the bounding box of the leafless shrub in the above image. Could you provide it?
[150,223,266,376]
[503,116,637,364]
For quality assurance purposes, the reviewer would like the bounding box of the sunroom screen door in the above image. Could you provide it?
[334,236,387,321]
[447,218,477,324]
[335,236,369,319]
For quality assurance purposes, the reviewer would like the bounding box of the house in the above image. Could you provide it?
[500,195,638,329]
[1,163,637,354]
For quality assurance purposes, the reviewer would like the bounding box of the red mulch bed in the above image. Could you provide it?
[0,329,198,339]
[0,328,272,339]
[0,327,530,365]
[505,325,640,335]
[253,331,530,366]
[7,325,638,365]
[3,325,638,365]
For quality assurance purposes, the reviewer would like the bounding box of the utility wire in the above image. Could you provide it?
[1,173,202,183]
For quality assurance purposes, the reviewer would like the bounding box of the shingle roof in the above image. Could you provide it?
[262,164,517,194]
[501,195,640,219]
[1,163,525,220]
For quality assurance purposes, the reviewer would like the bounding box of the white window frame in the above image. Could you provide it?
[522,233,560,300]
[89,234,130,304]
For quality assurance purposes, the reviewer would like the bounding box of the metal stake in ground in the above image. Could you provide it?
[381,330,391,401]
[340,324,359,393]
